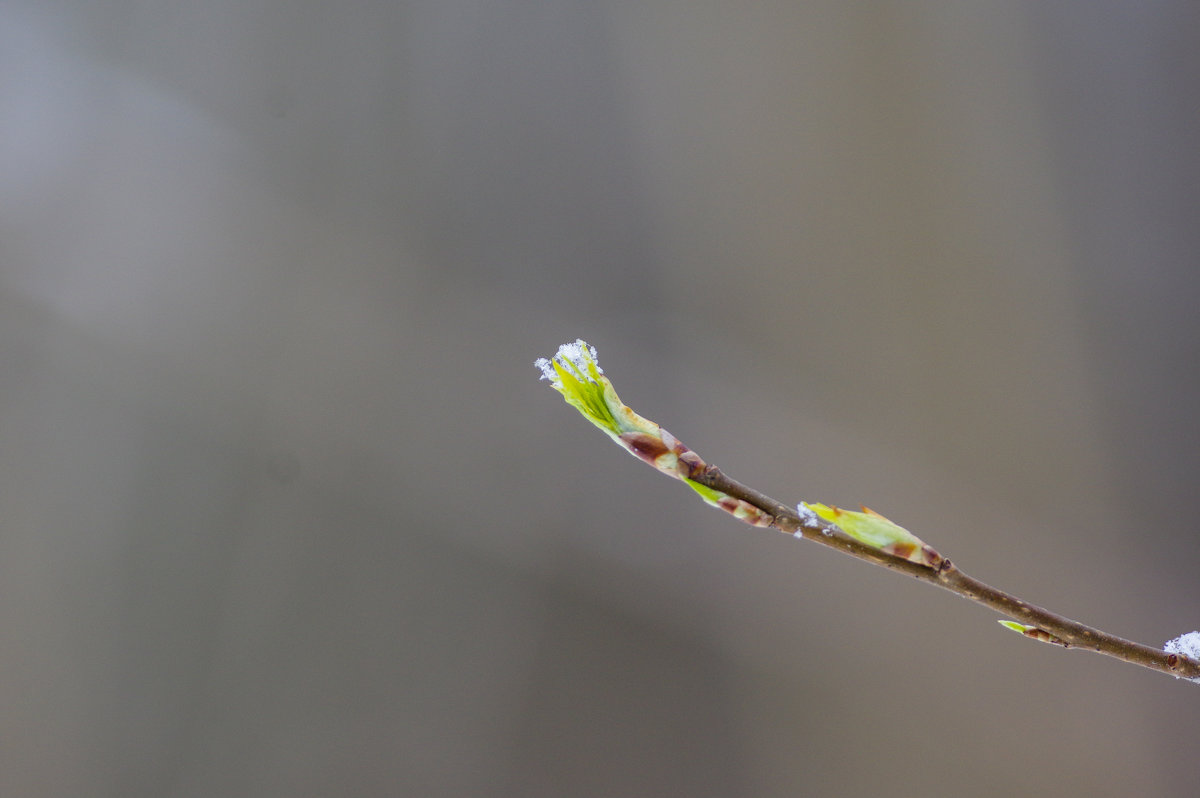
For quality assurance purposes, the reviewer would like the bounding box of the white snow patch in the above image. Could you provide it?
[1164,631,1200,684]
[1164,631,1200,659]
[795,503,819,526]
[535,339,602,383]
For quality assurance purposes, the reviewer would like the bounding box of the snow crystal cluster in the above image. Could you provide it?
[794,503,830,537]
[795,503,819,526]
[534,339,602,383]
[1164,631,1200,684]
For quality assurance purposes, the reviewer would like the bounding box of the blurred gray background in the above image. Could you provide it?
[3,2,1199,796]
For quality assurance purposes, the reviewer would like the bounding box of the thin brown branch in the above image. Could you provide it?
[690,464,1200,683]
[536,339,1199,684]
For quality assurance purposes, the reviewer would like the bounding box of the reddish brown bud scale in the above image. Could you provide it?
[716,495,775,527]
[881,541,944,569]
[676,449,706,479]
[884,542,917,561]
[1023,627,1068,647]
[620,432,671,465]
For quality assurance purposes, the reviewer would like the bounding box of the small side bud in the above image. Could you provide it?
[998,620,1067,647]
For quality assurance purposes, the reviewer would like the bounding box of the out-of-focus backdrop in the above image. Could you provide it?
[3,2,1199,795]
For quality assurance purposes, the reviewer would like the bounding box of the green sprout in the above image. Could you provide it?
[802,503,941,567]
[998,621,1067,646]
[536,340,772,526]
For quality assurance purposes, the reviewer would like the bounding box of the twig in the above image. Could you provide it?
[535,339,1200,684]
[692,464,1200,682]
